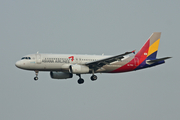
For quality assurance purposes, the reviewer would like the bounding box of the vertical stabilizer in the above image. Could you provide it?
[135,32,161,60]
[147,32,161,58]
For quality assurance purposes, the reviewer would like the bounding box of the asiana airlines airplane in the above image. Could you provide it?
[15,32,171,84]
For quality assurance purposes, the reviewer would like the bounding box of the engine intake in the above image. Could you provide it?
[50,71,73,79]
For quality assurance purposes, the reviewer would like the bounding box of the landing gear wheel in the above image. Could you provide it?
[34,77,38,81]
[78,79,84,84]
[34,71,39,81]
[91,75,97,81]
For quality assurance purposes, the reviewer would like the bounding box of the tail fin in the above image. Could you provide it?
[134,32,171,70]
[135,32,161,60]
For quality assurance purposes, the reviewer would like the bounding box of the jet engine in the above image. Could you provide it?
[50,71,73,79]
[69,64,89,74]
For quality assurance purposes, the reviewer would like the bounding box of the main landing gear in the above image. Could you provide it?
[76,74,98,84]
[91,75,97,81]
[34,71,39,81]
[90,69,97,81]
[77,74,84,84]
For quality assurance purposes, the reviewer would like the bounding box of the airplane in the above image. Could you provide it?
[15,32,171,84]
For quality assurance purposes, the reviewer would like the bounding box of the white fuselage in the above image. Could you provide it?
[14,33,171,84]
[15,53,132,73]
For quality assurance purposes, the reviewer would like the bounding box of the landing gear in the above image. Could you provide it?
[78,78,84,84]
[34,77,38,80]
[77,74,84,84]
[76,71,98,84]
[91,69,97,81]
[34,71,39,81]
[91,75,97,81]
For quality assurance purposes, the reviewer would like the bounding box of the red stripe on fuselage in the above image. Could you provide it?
[135,39,150,65]
[110,58,136,73]
[110,39,150,73]
[135,39,150,58]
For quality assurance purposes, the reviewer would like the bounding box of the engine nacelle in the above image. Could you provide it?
[69,64,89,74]
[50,71,73,79]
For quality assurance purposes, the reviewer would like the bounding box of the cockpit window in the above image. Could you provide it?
[21,57,31,60]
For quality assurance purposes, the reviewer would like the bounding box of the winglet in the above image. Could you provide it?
[132,50,136,54]
[125,50,135,54]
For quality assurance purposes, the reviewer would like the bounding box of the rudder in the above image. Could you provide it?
[147,32,161,58]
[135,32,161,59]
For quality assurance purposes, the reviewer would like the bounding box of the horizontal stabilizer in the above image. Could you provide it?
[146,57,172,64]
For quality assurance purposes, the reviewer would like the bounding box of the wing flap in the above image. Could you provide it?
[85,50,135,70]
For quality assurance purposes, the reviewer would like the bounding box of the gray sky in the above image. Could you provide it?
[0,0,179,120]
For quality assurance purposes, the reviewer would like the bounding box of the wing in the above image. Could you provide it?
[85,50,135,71]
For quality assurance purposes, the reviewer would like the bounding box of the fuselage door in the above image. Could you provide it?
[134,57,139,66]
[36,54,41,64]
[78,58,82,64]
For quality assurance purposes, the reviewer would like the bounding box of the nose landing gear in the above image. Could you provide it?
[34,71,39,81]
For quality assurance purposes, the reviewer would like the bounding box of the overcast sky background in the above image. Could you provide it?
[0,0,179,120]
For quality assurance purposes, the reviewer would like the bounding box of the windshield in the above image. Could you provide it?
[21,57,31,60]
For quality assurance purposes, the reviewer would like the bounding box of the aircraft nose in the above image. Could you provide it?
[15,61,21,68]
